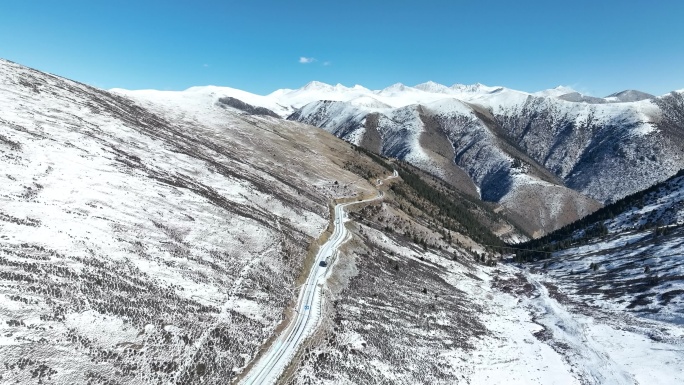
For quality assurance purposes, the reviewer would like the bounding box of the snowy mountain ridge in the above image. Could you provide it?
[114,80,664,121]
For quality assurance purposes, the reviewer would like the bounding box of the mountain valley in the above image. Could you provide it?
[0,59,683,384]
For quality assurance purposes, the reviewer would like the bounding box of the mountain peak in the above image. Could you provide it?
[414,81,451,93]
[450,83,493,93]
[604,89,655,102]
[554,85,574,91]
[301,80,333,91]
[381,83,409,93]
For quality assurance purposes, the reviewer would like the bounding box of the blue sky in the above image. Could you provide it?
[1,0,683,96]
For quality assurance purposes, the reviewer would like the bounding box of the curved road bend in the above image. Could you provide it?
[240,171,397,385]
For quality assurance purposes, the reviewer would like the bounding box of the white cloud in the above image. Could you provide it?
[299,57,316,64]
[203,64,209,68]
[323,61,332,66]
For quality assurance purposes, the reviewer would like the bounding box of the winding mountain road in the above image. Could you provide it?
[240,171,396,385]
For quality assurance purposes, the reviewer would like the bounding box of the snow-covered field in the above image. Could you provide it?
[493,260,684,385]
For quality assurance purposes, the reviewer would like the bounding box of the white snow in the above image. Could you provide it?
[533,85,578,98]
[113,80,518,118]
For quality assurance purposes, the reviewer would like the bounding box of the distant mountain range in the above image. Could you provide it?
[117,81,684,236]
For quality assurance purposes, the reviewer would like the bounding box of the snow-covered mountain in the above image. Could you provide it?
[277,81,684,236]
[0,57,542,385]
[3,59,683,385]
[115,81,666,119]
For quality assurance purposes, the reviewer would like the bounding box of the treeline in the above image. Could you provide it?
[392,165,504,248]
[353,144,394,172]
[515,168,684,261]
[350,143,504,248]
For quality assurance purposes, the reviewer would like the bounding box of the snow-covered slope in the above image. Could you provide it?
[110,85,296,117]
[0,58,381,384]
[522,170,684,324]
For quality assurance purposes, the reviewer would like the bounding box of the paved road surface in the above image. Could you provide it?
[240,172,396,385]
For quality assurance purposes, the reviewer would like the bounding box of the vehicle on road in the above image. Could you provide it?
[241,188,386,385]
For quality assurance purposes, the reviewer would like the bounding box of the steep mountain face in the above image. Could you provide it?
[286,83,684,236]
[487,92,684,202]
